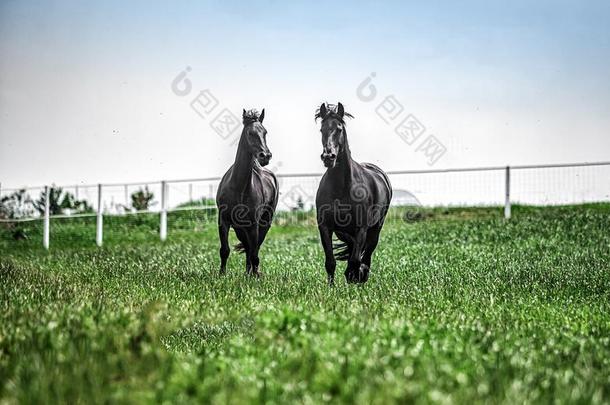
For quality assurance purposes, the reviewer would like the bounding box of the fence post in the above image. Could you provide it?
[160,181,167,241]
[504,166,511,219]
[188,183,193,202]
[43,186,50,249]
[209,184,214,199]
[124,184,129,208]
[96,184,103,246]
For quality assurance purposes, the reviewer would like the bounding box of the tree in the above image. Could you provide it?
[131,187,155,211]
[0,189,35,240]
[291,196,305,212]
[33,187,67,215]
[62,192,94,214]
[0,189,34,220]
[32,186,92,215]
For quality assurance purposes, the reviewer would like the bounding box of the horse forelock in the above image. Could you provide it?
[315,104,354,123]
[242,109,261,125]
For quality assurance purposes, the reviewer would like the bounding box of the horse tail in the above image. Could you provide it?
[332,232,354,261]
[332,241,351,261]
[234,243,246,253]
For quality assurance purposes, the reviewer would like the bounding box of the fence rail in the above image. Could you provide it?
[1,161,609,249]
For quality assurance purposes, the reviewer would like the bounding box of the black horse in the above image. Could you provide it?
[216,109,278,276]
[315,102,392,284]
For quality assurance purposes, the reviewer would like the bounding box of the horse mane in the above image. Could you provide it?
[242,109,261,125]
[314,104,354,123]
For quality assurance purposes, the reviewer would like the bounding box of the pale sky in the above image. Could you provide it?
[1,0,609,189]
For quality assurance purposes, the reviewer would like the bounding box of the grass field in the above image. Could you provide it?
[1,205,609,403]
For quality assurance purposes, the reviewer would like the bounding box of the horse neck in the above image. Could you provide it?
[230,129,255,191]
[328,128,355,189]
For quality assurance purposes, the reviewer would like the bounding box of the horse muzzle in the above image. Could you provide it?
[257,151,272,166]
[321,152,337,168]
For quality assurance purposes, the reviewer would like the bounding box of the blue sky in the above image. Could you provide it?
[1,0,609,188]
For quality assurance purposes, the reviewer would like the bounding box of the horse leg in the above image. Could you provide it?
[234,227,250,275]
[346,227,368,283]
[245,226,261,277]
[258,224,271,247]
[218,220,230,275]
[258,207,274,246]
[245,255,252,275]
[318,225,336,285]
[361,225,381,271]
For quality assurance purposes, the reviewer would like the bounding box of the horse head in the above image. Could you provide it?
[241,108,272,166]
[315,102,353,168]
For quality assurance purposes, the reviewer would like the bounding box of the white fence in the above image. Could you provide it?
[1,161,609,249]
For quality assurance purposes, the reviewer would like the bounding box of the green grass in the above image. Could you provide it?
[1,205,609,403]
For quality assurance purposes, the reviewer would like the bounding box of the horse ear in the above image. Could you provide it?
[337,102,345,118]
[259,108,265,123]
[242,109,247,120]
[319,103,327,119]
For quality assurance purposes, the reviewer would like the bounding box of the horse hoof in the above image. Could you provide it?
[358,264,370,283]
[345,264,369,284]
[247,268,262,278]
